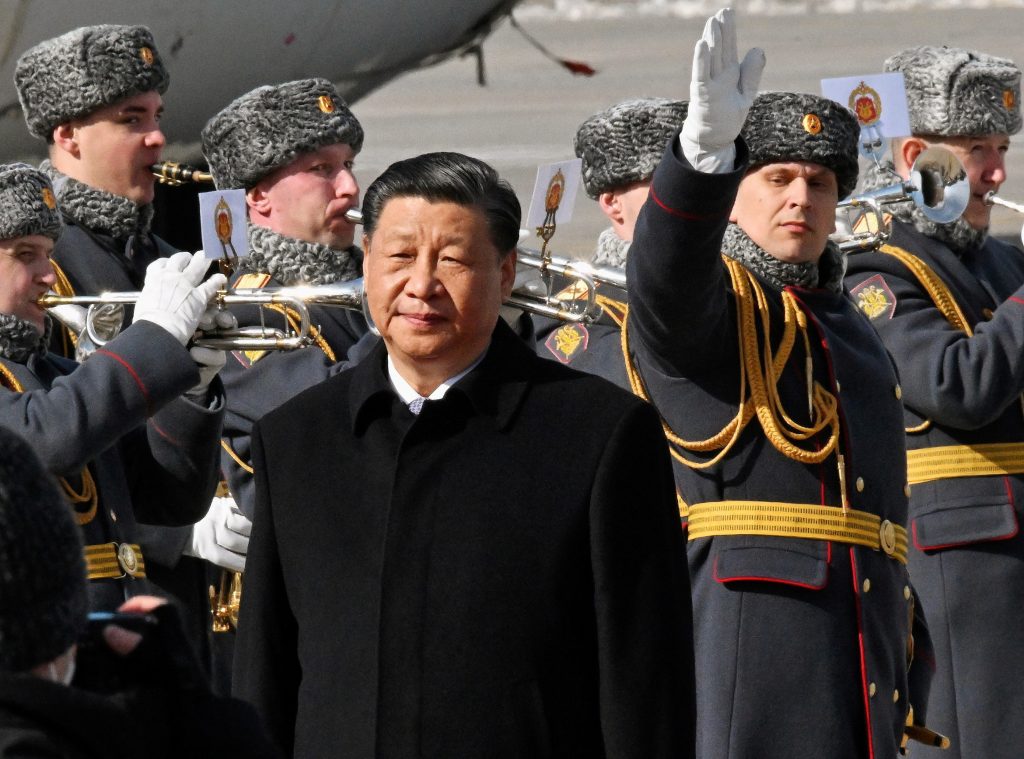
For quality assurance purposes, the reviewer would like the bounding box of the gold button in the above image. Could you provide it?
[869,682,877,697]
[836,380,841,393]
[983,307,994,320]
[856,477,865,492]
[894,384,902,400]
[110,510,117,522]
[879,520,897,556]
[893,689,900,703]
[904,484,912,498]
[862,578,871,593]
[904,585,912,600]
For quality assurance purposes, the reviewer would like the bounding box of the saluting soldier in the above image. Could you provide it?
[625,10,938,757]
[0,163,226,613]
[535,98,686,390]
[201,78,369,520]
[845,46,1024,759]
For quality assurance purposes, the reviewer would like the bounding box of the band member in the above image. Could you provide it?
[201,78,368,519]
[535,98,686,389]
[0,163,226,613]
[625,10,938,757]
[15,24,175,352]
[234,151,695,757]
[845,45,1024,759]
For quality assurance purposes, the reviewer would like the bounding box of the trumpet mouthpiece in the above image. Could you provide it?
[345,208,363,224]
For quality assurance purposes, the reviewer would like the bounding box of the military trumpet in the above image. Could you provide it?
[151,161,214,186]
[38,280,369,351]
[833,146,970,253]
[511,247,620,324]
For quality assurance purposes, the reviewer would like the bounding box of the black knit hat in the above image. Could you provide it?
[574,98,688,198]
[885,45,1022,137]
[741,91,860,199]
[0,163,63,242]
[15,24,169,141]
[0,428,87,673]
[201,78,364,190]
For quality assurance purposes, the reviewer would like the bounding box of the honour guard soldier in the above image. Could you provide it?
[0,163,226,614]
[535,98,686,390]
[15,25,245,681]
[625,10,937,757]
[202,78,369,519]
[14,24,175,355]
[845,45,1024,759]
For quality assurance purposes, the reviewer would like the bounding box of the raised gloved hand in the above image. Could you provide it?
[183,496,251,572]
[679,7,765,172]
[133,252,226,346]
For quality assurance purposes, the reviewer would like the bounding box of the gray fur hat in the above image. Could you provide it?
[0,427,88,673]
[15,24,169,141]
[741,91,860,199]
[0,164,63,242]
[575,98,688,198]
[885,45,1022,137]
[202,78,364,190]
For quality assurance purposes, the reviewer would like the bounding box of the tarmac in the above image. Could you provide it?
[352,5,1024,256]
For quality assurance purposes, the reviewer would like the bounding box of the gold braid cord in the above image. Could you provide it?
[879,244,975,434]
[0,363,98,523]
[623,256,840,471]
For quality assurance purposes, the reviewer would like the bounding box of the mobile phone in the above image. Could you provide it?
[85,610,159,633]
[75,611,160,692]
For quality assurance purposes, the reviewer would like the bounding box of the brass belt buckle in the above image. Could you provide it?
[117,543,140,576]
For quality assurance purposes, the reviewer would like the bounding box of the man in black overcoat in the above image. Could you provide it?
[845,44,1024,759]
[624,9,940,757]
[233,151,695,758]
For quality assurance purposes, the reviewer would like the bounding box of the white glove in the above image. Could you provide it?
[134,252,227,345]
[679,8,766,172]
[183,496,251,572]
[185,345,226,400]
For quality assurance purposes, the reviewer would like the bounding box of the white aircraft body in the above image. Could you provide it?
[0,0,520,159]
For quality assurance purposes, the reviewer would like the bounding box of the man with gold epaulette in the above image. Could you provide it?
[845,45,1024,759]
[0,162,226,614]
[534,98,686,390]
[625,9,940,757]
[201,78,368,519]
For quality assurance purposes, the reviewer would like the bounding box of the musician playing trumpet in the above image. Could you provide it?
[845,46,1024,759]
[201,78,371,523]
[0,163,226,615]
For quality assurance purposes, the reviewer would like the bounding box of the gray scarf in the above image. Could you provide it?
[860,159,986,255]
[722,224,846,294]
[242,225,361,286]
[40,161,154,240]
[592,227,631,269]
[0,314,51,364]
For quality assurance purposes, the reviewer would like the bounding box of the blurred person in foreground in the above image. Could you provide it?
[234,151,695,758]
[0,425,279,759]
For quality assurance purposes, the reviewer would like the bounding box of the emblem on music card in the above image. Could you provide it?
[850,274,896,320]
[802,113,822,135]
[41,187,55,209]
[545,323,588,364]
[1004,89,1016,111]
[318,95,336,114]
[848,81,882,127]
[139,46,154,66]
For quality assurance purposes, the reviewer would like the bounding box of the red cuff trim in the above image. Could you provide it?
[95,349,152,413]
[649,185,721,222]
[1009,296,1024,306]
